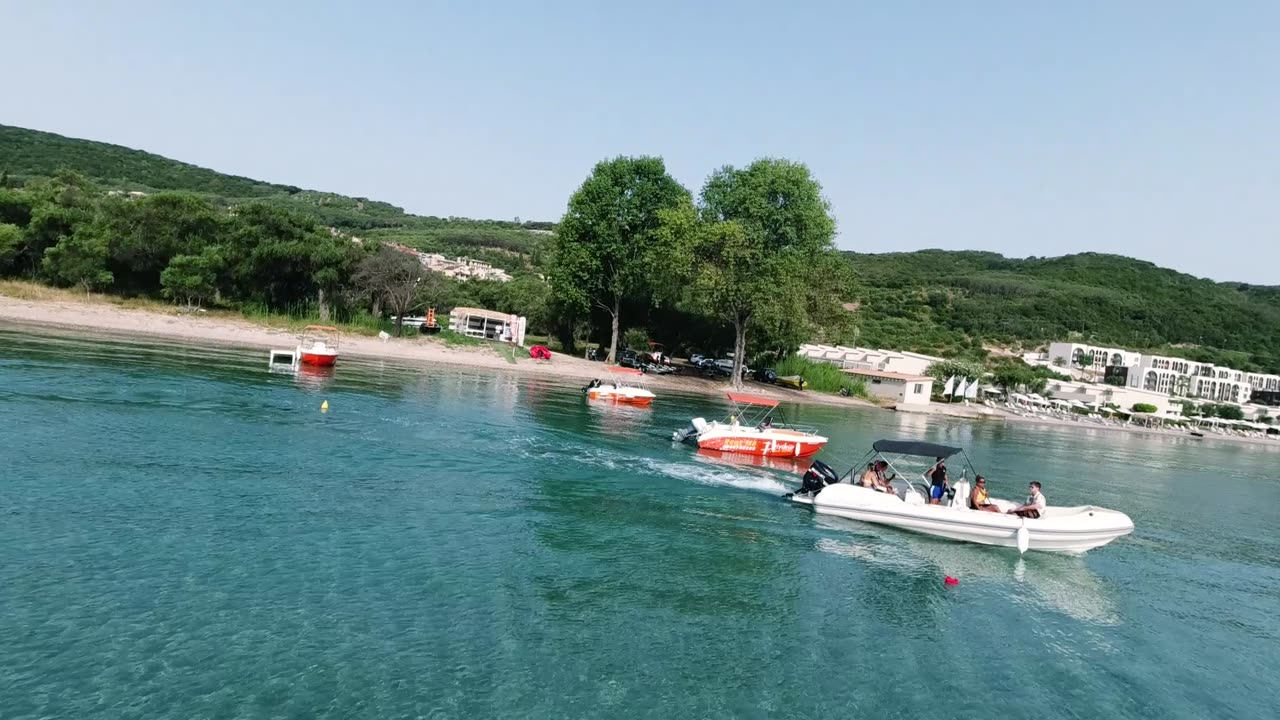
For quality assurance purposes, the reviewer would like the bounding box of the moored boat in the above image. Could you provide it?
[584,367,655,406]
[297,325,340,367]
[789,439,1134,554]
[673,392,828,458]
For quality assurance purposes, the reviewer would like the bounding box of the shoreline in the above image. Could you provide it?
[4,293,1278,449]
[0,293,880,409]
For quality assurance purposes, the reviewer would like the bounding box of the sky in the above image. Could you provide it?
[2,1,1277,283]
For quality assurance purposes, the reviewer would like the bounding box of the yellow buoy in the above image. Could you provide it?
[321,400,329,413]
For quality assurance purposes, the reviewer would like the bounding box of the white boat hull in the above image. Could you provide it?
[791,484,1133,554]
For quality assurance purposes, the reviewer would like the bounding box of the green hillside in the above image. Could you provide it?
[844,250,1280,373]
[4,123,1278,372]
[0,124,552,271]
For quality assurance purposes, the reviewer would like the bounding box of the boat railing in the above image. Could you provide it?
[764,422,820,436]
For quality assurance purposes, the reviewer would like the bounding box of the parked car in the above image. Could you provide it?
[714,358,750,376]
[618,349,645,371]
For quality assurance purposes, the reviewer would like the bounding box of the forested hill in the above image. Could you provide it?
[845,250,1280,373]
[5,123,1278,372]
[0,124,300,197]
[0,124,553,271]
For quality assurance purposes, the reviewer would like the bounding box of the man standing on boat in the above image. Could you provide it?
[925,457,949,504]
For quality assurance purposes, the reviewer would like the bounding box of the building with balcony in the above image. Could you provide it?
[1045,342,1142,376]
[1131,354,1253,403]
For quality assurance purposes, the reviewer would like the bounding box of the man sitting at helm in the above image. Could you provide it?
[873,460,897,494]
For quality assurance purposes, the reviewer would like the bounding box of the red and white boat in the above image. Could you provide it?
[673,392,828,458]
[297,325,340,367]
[584,367,655,406]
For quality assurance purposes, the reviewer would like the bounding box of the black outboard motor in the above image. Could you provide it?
[582,378,601,393]
[799,460,840,496]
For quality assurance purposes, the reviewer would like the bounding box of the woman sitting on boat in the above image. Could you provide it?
[858,463,878,488]
[969,476,1000,512]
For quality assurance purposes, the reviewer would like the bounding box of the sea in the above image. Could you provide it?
[1,327,1277,719]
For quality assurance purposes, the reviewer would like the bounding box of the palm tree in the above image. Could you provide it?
[1053,356,1067,368]
[1075,352,1096,382]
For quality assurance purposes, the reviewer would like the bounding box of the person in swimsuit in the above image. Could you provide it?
[858,463,878,488]
[969,475,1000,512]
[1008,481,1046,518]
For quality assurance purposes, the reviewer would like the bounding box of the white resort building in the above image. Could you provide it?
[1045,342,1142,376]
[1044,341,1280,408]
[798,344,944,378]
[386,244,514,282]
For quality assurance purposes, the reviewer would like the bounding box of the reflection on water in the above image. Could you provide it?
[691,447,809,476]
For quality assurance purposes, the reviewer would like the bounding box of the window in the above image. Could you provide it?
[913,383,923,394]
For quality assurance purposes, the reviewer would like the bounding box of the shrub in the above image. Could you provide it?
[622,327,650,352]
[1131,403,1158,414]
[775,355,869,397]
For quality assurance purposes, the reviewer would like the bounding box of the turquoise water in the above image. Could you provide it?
[1,327,1277,719]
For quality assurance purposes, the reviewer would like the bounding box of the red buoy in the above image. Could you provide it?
[944,576,959,586]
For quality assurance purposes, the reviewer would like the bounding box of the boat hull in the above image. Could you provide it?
[587,389,654,406]
[696,429,827,458]
[299,352,338,367]
[792,484,1133,554]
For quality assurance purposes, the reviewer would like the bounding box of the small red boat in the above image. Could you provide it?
[297,325,340,367]
[584,367,656,406]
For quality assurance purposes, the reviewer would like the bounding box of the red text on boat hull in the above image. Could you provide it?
[697,436,825,458]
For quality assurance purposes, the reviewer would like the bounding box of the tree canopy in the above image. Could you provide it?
[547,156,691,362]
[664,159,838,386]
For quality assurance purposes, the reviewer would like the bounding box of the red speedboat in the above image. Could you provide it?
[297,325,340,367]
[673,393,828,458]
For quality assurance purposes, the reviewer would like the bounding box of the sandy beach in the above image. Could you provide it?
[4,292,1278,449]
[0,292,878,409]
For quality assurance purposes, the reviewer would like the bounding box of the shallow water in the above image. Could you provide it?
[1,327,1277,719]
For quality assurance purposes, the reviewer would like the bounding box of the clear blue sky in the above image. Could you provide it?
[4,1,1277,283]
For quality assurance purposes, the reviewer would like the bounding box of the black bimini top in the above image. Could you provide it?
[872,439,963,459]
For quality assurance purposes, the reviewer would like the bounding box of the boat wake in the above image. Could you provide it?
[506,435,795,495]
[636,458,794,495]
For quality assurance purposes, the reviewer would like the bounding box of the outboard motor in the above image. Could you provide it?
[799,460,840,496]
[672,417,707,444]
[582,378,601,393]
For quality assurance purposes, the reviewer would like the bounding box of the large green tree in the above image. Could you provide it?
[666,159,837,388]
[0,223,22,272]
[352,246,428,335]
[102,192,224,295]
[548,156,691,363]
[41,227,113,294]
[160,246,225,307]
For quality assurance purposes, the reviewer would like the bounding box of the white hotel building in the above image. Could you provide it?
[1047,342,1280,406]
